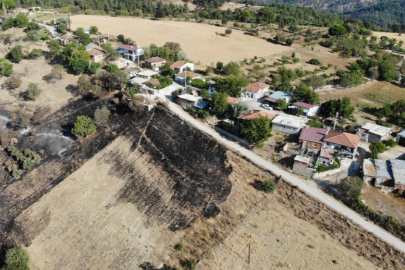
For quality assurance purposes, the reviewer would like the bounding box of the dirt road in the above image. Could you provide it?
[165,99,405,254]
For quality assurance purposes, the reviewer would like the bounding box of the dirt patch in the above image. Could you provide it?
[70,15,293,65]
[363,185,405,224]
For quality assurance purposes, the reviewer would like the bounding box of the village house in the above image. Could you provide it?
[60,34,76,46]
[265,91,293,105]
[170,61,195,72]
[12,8,28,14]
[299,127,328,152]
[244,82,269,100]
[226,96,239,104]
[144,57,167,71]
[117,45,144,63]
[88,49,105,63]
[174,71,203,84]
[396,130,405,147]
[122,67,138,79]
[130,70,158,86]
[177,94,202,108]
[362,159,405,192]
[237,110,277,123]
[356,123,391,143]
[320,131,361,162]
[271,114,307,135]
[110,57,136,69]
[100,33,117,43]
[293,102,320,117]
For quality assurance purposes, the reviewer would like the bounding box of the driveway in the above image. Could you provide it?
[165,100,405,254]
[239,98,283,114]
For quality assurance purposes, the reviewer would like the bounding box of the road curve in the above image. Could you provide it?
[166,100,405,254]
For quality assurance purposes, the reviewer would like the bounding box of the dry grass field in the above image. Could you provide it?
[70,15,293,66]
[373,31,405,43]
[14,137,379,270]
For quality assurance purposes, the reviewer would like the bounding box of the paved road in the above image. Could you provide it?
[166,100,405,254]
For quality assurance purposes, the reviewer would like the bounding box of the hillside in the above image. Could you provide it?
[242,0,405,28]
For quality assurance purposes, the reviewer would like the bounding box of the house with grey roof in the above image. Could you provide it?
[356,123,391,143]
[362,159,405,192]
[396,130,405,147]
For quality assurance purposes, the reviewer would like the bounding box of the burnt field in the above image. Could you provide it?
[1,96,405,269]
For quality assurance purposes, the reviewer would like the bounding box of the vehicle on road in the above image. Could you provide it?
[261,104,273,110]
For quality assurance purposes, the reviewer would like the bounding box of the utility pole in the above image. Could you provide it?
[333,112,339,130]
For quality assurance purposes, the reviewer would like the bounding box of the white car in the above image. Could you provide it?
[261,104,273,110]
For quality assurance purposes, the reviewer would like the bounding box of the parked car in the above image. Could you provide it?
[261,104,273,110]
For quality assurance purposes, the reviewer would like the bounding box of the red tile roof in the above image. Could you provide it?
[145,57,166,63]
[265,97,277,103]
[170,61,187,69]
[227,96,239,104]
[119,44,138,51]
[61,34,76,40]
[324,131,361,149]
[176,72,201,79]
[299,127,328,143]
[88,49,105,57]
[245,82,269,93]
[237,110,276,121]
[321,150,333,159]
[294,101,317,109]
[147,79,160,86]
[101,33,117,38]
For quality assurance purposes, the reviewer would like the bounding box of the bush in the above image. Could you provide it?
[174,243,184,251]
[8,46,24,63]
[25,83,42,100]
[5,247,30,270]
[370,141,387,159]
[72,116,97,138]
[88,62,102,74]
[49,65,64,80]
[252,180,276,193]
[385,139,397,148]
[308,58,321,66]
[5,75,22,89]
[94,106,111,126]
[28,48,43,59]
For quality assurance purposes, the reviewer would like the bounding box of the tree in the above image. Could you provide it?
[101,43,120,61]
[89,25,99,34]
[56,23,67,34]
[48,40,61,58]
[340,70,364,87]
[72,116,97,138]
[370,141,387,159]
[8,46,24,63]
[26,22,40,31]
[241,116,272,147]
[223,61,241,76]
[378,60,397,81]
[5,247,29,270]
[216,76,249,97]
[321,97,355,119]
[276,99,288,110]
[329,24,347,36]
[88,62,102,74]
[225,29,232,36]
[69,50,90,74]
[75,27,91,45]
[295,107,304,115]
[211,92,229,116]
[293,83,319,104]
[94,106,111,126]
[2,19,15,31]
[216,61,223,71]
[308,58,321,65]
[49,65,64,80]
[305,75,325,90]
[26,82,42,100]
[286,38,293,46]
[0,58,13,76]
[14,14,28,28]
[230,102,248,118]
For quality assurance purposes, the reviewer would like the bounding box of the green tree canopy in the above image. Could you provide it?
[292,83,319,104]
[72,116,97,138]
[211,92,229,116]
[241,116,272,147]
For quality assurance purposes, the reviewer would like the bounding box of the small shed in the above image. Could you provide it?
[396,130,405,147]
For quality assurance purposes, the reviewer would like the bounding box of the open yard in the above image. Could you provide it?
[70,15,293,66]
[373,31,405,44]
